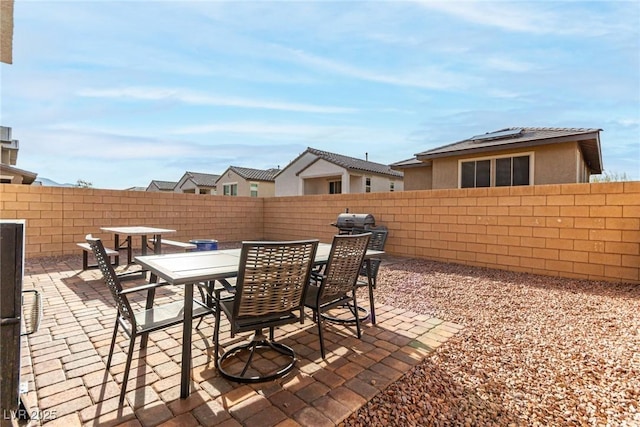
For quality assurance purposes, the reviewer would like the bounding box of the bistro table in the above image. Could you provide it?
[135,243,384,399]
[100,226,176,265]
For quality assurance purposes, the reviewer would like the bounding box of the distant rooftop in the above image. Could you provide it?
[223,166,280,182]
[285,147,403,178]
[184,171,220,187]
[147,180,177,191]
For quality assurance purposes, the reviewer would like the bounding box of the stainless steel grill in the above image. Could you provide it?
[331,213,376,234]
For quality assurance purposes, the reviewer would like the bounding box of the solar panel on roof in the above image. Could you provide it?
[470,128,523,142]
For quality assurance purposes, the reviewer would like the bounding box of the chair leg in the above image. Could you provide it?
[106,319,119,368]
[368,281,376,325]
[140,288,156,349]
[213,301,221,365]
[317,310,326,359]
[352,291,362,339]
[119,335,137,405]
[195,284,208,329]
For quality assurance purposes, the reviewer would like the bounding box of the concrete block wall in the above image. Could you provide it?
[263,182,640,284]
[0,185,264,257]
[1,182,638,283]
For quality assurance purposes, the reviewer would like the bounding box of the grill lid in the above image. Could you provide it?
[333,213,376,229]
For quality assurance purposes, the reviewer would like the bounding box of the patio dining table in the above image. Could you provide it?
[100,226,176,265]
[135,242,384,399]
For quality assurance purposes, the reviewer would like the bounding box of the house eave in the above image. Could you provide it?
[416,131,602,173]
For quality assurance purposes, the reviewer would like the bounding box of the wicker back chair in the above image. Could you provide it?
[86,235,214,404]
[214,239,318,383]
[304,233,371,359]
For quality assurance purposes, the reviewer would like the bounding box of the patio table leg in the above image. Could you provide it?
[180,283,194,398]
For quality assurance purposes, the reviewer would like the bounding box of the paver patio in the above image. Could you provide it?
[16,252,461,427]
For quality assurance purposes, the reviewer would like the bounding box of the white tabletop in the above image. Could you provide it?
[135,243,384,286]
[100,226,176,235]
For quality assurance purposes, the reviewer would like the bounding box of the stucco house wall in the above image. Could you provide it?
[429,141,584,189]
[275,152,316,196]
[402,165,433,191]
[393,128,601,191]
[277,152,404,196]
[174,178,213,195]
[216,169,275,197]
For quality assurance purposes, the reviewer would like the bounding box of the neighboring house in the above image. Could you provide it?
[1,126,37,184]
[215,166,279,197]
[146,180,177,192]
[391,127,603,190]
[125,186,146,191]
[174,171,220,195]
[275,147,403,196]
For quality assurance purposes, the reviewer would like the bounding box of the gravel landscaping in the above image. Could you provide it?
[344,257,640,427]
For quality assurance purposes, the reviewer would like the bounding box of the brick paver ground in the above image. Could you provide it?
[16,252,461,427]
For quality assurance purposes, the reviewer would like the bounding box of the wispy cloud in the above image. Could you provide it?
[78,87,356,114]
[171,122,343,138]
[171,121,406,146]
[416,1,602,36]
[484,57,536,73]
[282,47,479,90]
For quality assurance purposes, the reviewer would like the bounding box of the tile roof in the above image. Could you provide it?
[412,127,602,173]
[304,147,403,178]
[149,180,177,190]
[185,171,220,187]
[416,127,600,157]
[228,166,280,182]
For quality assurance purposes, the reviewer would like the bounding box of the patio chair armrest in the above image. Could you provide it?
[212,278,236,301]
[119,281,172,295]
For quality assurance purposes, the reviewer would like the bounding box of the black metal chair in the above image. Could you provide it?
[213,239,318,383]
[304,233,371,359]
[86,235,215,405]
[356,226,388,324]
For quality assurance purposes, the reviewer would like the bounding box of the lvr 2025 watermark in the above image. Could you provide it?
[3,408,57,421]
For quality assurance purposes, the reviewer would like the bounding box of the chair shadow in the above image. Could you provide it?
[194,314,521,425]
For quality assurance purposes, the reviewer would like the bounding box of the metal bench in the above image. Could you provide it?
[77,242,119,270]
[150,238,197,251]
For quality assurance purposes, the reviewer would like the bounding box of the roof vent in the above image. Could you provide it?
[470,128,523,142]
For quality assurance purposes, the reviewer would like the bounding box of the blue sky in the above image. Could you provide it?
[2,0,639,189]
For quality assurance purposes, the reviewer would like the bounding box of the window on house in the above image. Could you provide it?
[365,178,371,193]
[329,180,342,194]
[496,155,530,186]
[250,183,258,197]
[390,181,395,192]
[461,154,531,188]
[461,160,490,188]
[223,183,238,196]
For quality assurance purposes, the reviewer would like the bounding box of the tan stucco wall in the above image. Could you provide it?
[1,0,13,64]
[432,157,459,189]
[253,180,275,197]
[534,142,581,184]
[216,170,274,197]
[275,152,316,196]
[402,166,433,190]
[431,141,586,189]
[175,178,214,195]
